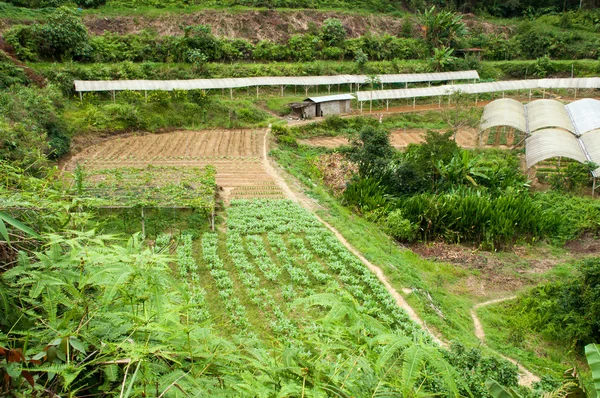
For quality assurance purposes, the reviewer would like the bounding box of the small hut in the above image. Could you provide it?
[289,94,355,119]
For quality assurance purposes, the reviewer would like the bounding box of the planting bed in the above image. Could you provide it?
[65,130,284,201]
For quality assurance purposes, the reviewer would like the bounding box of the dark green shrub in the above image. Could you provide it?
[320,18,346,47]
[349,125,393,178]
[509,258,600,348]
[36,7,89,60]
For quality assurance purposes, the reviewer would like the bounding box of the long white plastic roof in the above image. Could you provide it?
[526,99,575,133]
[355,78,600,102]
[480,98,526,133]
[525,129,588,168]
[73,70,480,92]
[306,94,355,103]
[566,98,600,135]
[580,131,600,176]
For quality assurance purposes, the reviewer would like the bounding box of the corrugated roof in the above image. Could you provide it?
[566,98,600,135]
[305,94,355,103]
[480,98,526,133]
[73,70,480,92]
[356,78,600,102]
[525,129,588,168]
[580,131,600,176]
[526,99,575,133]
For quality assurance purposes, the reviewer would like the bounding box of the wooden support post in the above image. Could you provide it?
[438,96,441,108]
[256,86,259,99]
[79,91,83,101]
[141,207,146,237]
[502,91,505,98]
[543,89,546,99]
[327,85,331,94]
[230,88,233,99]
[145,90,148,100]
[112,90,115,103]
[413,97,416,109]
[475,95,478,106]
[529,89,531,101]
[280,86,284,97]
[575,88,578,99]
[305,86,309,97]
[386,100,389,111]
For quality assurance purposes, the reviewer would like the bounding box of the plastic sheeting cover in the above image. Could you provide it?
[74,70,480,92]
[566,98,600,135]
[525,129,587,168]
[526,99,575,133]
[480,98,526,132]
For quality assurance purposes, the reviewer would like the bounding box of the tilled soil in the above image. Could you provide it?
[64,130,285,202]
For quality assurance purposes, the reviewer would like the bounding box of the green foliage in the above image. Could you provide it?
[418,6,467,52]
[548,161,596,193]
[349,124,393,178]
[429,45,457,71]
[397,188,558,247]
[386,209,417,242]
[506,258,600,348]
[37,7,89,60]
[0,85,70,167]
[342,177,392,215]
[74,165,217,212]
[320,18,346,47]
[5,7,89,61]
[585,344,600,395]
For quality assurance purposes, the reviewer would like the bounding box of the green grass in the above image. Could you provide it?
[270,136,585,378]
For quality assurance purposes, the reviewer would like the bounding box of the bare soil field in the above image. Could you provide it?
[299,127,491,149]
[65,130,284,202]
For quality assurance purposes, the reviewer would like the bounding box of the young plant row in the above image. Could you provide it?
[201,232,249,329]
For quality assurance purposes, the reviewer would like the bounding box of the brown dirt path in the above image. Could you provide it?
[262,126,447,346]
[266,126,540,386]
[471,296,541,387]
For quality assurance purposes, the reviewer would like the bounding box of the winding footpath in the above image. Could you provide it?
[262,127,540,387]
[471,297,541,387]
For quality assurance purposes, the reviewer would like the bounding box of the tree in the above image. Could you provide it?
[418,6,467,52]
[350,125,393,178]
[320,18,346,47]
[354,49,368,71]
[36,7,89,60]
[441,90,480,140]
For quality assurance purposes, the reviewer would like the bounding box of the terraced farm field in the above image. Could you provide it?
[65,130,285,201]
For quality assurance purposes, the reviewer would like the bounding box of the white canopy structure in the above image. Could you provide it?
[478,98,600,179]
[479,98,527,133]
[525,129,588,167]
[566,98,600,135]
[526,99,575,133]
[74,70,480,94]
[355,78,600,103]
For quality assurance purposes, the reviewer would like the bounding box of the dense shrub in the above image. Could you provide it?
[0,85,70,167]
[508,258,600,348]
[4,7,89,61]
